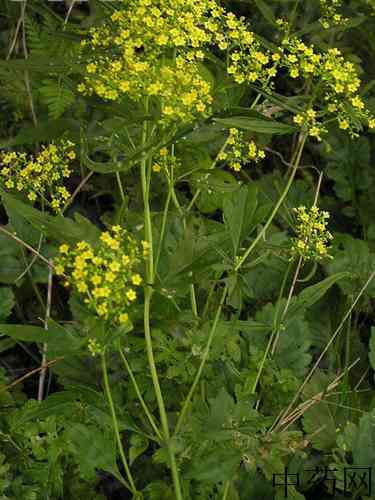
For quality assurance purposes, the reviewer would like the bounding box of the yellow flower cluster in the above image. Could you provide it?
[0,141,75,212]
[319,0,348,29]
[217,128,265,171]
[79,0,220,123]
[293,108,327,142]
[151,146,179,173]
[278,37,375,137]
[54,226,146,326]
[88,338,103,357]
[290,206,333,261]
[78,0,275,123]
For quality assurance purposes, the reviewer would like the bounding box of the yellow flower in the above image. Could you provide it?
[126,289,137,301]
[339,119,349,130]
[131,274,142,285]
[119,313,129,324]
[55,264,65,275]
[91,274,102,286]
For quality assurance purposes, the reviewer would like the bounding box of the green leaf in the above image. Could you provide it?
[0,324,49,343]
[214,116,296,135]
[129,434,149,465]
[352,409,375,476]
[187,449,240,482]
[254,0,276,24]
[324,235,375,300]
[223,184,258,256]
[39,79,75,119]
[288,272,350,319]
[0,321,84,355]
[0,288,15,321]
[67,423,120,480]
[302,371,338,450]
[1,192,100,246]
[0,118,79,148]
[369,327,375,372]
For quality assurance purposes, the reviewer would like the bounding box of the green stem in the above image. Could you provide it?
[101,352,137,495]
[234,134,307,272]
[222,481,230,500]
[140,101,183,500]
[169,159,198,318]
[117,345,163,441]
[116,171,126,203]
[154,189,172,276]
[252,260,293,394]
[174,283,228,435]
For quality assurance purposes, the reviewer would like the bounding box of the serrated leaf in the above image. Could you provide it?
[67,423,120,480]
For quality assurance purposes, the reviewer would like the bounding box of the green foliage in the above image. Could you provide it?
[1,0,375,499]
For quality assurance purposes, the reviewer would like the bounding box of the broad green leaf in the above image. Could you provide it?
[223,185,258,257]
[254,0,276,24]
[1,191,100,246]
[287,272,350,319]
[67,423,120,480]
[325,235,375,299]
[0,324,50,343]
[0,338,16,353]
[352,409,375,475]
[302,371,339,451]
[0,321,84,355]
[0,287,15,320]
[214,116,296,135]
[187,449,240,482]
[0,118,79,148]
[129,434,149,465]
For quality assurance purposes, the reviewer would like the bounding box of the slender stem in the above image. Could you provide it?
[154,184,172,275]
[252,261,293,395]
[222,481,230,500]
[271,256,303,355]
[140,101,183,500]
[168,148,198,318]
[174,283,228,435]
[38,258,53,401]
[234,134,307,272]
[116,172,126,203]
[117,345,162,441]
[190,281,198,318]
[101,352,137,495]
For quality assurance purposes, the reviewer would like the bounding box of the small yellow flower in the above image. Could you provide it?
[55,264,65,275]
[126,289,137,301]
[131,274,142,285]
[119,313,129,324]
